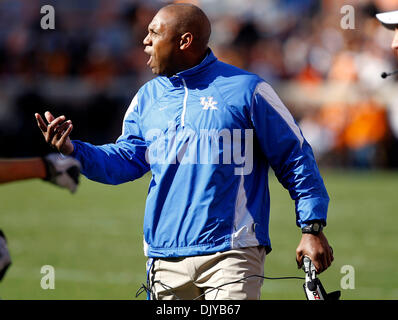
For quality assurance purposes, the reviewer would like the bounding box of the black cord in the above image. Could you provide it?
[193,274,305,300]
[135,273,305,300]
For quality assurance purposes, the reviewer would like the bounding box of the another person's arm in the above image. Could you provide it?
[0,158,46,183]
[0,154,81,193]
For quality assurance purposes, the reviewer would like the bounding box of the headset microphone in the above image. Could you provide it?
[381,70,398,78]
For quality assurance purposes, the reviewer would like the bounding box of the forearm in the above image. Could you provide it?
[0,158,46,183]
[277,147,329,227]
[71,140,149,185]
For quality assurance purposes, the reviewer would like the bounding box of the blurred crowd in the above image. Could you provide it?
[0,0,397,168]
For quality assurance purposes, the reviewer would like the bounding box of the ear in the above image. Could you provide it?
[179,32,193,50]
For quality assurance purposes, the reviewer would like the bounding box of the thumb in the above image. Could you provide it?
[296,247,304,269]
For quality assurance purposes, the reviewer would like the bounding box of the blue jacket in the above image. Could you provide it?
[71,50,329,258]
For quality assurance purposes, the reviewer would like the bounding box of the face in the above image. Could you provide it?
[393,28,398,59]
[143,9,180,76]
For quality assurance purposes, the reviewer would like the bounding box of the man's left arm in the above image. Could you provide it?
[250,81,333,273]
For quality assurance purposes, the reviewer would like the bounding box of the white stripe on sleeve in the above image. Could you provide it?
[254,82,304,147]
[122,94,138,136]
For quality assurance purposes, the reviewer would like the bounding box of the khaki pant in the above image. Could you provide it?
[148,246,266,300]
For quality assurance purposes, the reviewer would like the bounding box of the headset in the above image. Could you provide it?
[381,70,398,78]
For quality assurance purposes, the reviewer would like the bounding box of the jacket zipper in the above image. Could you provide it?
[181,77,188,127]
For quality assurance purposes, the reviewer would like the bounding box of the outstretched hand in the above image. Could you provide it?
[35,111,74,155]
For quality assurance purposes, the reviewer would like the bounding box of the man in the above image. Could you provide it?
[35,3,333,300]
[376,10,398,59]
[376,10,398,168]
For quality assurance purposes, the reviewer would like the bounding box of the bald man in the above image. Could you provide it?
[35,4,332,300]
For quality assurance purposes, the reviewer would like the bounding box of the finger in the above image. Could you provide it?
[47,115,66,134]
[51,130,61,146]
[45,111,55,124]
[311,254,323,273]
[57,123,73,149]
[321,252,328,273]
[325,247,331,267]
[46,116,66,145]
[55,121,71,139]
[321,248,331,273]
[326,246,334,268]
[296,258,303,269]
[314,261,322,273]
[35,113,48,132]
[52,121,71,146]
[51,120,70,145]
[296,250,303,269]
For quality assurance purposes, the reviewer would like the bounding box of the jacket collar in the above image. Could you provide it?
[171,48,217,79]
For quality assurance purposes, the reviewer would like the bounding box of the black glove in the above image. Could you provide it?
[0,229,11,281]
[42,153,81,193]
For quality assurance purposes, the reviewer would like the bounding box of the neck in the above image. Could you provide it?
[169,48,208,77]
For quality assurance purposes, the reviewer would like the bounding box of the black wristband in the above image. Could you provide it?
[301,222,324,235]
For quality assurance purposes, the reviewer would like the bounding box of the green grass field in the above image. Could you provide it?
[0,169,397,300]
